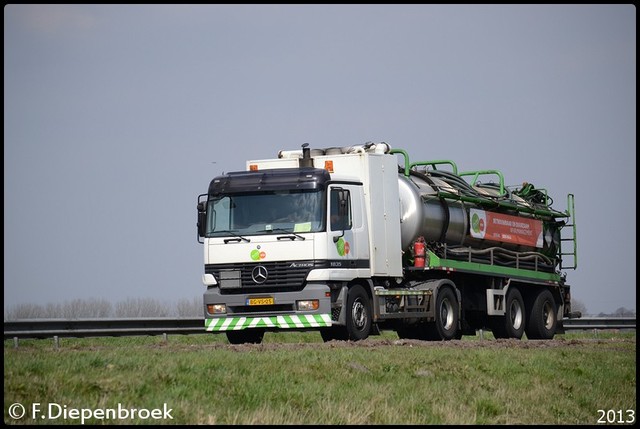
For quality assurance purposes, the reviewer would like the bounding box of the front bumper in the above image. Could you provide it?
[203,282,332,331]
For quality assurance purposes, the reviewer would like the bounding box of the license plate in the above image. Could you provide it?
[246,297,274,306]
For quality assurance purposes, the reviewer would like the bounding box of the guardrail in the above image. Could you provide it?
[562,317,636,330]
[3,317,636,341]
[3,317,205,340]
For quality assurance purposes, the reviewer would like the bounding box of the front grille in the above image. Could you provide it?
[205,260,316,293]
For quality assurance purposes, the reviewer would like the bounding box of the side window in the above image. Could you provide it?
[330,188,352,231]
[208,197,230,234]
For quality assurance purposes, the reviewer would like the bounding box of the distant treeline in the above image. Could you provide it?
[4,297,202,321]
[570,298,635,318]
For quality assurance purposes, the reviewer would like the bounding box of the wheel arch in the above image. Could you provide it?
[352,278,375,300]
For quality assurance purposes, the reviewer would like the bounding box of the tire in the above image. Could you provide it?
[344,284,372,341]
[525,289,558,340]
[491,288,525,339]
[432,287,460,341]
[226,329,265,345]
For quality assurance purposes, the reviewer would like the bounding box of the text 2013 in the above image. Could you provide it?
[597,409,635,424]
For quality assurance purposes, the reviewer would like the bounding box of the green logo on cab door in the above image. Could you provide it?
[335,238,350,256]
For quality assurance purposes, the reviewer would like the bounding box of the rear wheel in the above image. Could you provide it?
[492,288,525,339]
[432,287,460,341]
[526,289,558,340]
[226,329,265,345]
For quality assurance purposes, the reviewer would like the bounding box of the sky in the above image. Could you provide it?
[4,4,636,316]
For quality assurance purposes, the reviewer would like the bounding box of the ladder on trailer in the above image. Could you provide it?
[560,193,577,270]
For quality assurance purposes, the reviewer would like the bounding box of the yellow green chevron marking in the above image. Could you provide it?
[205,314,332,331]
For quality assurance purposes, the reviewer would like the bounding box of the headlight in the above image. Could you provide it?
[296,300,319,311]
[207,304,226,314]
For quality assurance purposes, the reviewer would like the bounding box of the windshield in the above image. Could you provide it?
[206,190,325,237]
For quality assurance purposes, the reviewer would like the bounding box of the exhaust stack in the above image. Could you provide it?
[299,143,314,168]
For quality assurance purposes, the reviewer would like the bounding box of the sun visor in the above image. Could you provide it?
[208,168,331,195]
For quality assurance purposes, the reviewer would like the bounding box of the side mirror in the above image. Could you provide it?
[197,196,207,242]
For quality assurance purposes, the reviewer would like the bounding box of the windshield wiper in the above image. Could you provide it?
[269,228,306,241]
[216,230,251,243]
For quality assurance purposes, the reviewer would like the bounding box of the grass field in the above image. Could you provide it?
[4,331,636,425]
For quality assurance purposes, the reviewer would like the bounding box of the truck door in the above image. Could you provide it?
[327,185,369,269]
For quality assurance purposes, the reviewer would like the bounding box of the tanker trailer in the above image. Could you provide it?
[385,149,577,340]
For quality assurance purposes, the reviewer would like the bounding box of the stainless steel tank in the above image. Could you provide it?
[397,173,561,258]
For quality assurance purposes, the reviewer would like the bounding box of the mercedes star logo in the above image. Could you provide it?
[251,265,268,284]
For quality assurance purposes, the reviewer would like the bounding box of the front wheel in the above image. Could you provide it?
[525,289,558,340]
[321,285,372,342]
[345,284,372,341]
